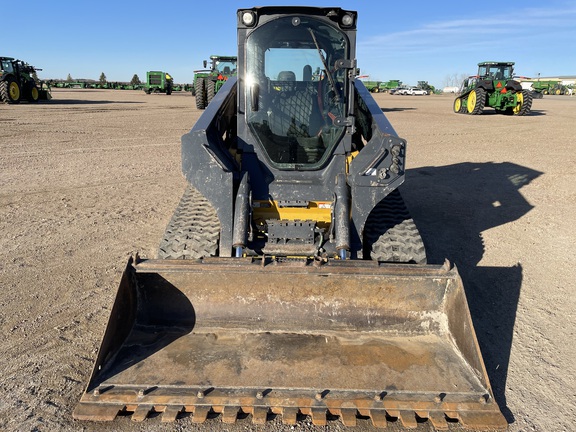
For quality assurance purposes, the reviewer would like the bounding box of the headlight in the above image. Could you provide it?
[341,14,354,27]
[242,11,256,27]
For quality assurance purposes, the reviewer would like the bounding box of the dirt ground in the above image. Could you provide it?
[0,89,574,432]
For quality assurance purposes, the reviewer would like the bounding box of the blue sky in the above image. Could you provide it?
[7,0,576,88]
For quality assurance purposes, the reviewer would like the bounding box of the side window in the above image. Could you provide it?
[2,61,14,73]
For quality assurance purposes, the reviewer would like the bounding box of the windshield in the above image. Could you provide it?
[245,16,348,170]
[479,64,513,80]
[214,59,237,75]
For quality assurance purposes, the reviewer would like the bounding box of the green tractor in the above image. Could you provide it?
[193,55,237,109]
[1,57,50,103]
[144,71,173,95]
[454,61,532,115]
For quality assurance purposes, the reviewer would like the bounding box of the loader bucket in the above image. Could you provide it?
[74,256,507,429]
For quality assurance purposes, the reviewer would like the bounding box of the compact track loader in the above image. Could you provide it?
[74,7,507,430]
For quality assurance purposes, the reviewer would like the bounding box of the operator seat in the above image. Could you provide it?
[303,65,312,81]
[267,70,325,164]
[269,70,319,137]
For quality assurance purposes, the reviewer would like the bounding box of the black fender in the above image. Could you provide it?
[477,79,494,92]
[505,80,523,92]
[181,78,239,257]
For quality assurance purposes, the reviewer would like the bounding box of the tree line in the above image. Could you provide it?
[66,72,142,85]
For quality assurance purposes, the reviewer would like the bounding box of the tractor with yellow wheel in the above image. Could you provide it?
[454,61,532,116]
[1,57,50,104]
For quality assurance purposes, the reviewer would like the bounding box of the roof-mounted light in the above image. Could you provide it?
[242,11,256,27]
[341,13,354,27]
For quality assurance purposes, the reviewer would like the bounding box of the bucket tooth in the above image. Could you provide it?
[72,403,120,421]
[192,406,210,423]
[414,410,429,418]
[282,407,299,425]
[222,406,240,424]
[340,408,358,426]
[131,405,152,422]
[252,406,268,424]
[428,412,449,430]
[161,406,181,422]
[457,411,508,430]
[398,410,418,428]
[369,409,388,428]
[445,410,458,420]
[310,407,327,426]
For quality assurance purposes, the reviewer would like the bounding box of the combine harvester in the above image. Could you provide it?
[74,7,507,430]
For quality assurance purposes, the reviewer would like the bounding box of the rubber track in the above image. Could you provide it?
[364,189,427,264]
[158,186,220,259]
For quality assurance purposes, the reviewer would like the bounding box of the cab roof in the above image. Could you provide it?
[478,61,515,66]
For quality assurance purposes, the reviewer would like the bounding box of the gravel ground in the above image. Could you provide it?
[0,89,574,431]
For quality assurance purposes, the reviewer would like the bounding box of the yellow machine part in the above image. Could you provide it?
[252,199,332,224]
[73,256,507,430]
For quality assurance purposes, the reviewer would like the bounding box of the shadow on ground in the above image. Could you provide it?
[44,100,143,105]
[478,109,547,116]
[381,107,416,112]
[400,161,543,424]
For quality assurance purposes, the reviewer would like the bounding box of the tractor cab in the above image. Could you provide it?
[1,57,16,75]
[210,55,237,78]
[478,61,514,81]
[241,9,353,170]
[193,55,238,108]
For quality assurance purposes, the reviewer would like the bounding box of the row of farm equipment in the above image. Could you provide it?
[4,53,572,109]
[518,78,574,95]
[36,54,238,106]
[0,53,451,108]
[358,78,438,95]
[358,78,402,93]
[136,55,238,104]
[357,75,574,99]
[50,81,148,91]
[47,72,192,93]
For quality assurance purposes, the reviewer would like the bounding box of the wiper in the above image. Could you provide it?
[308,28,340,104]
